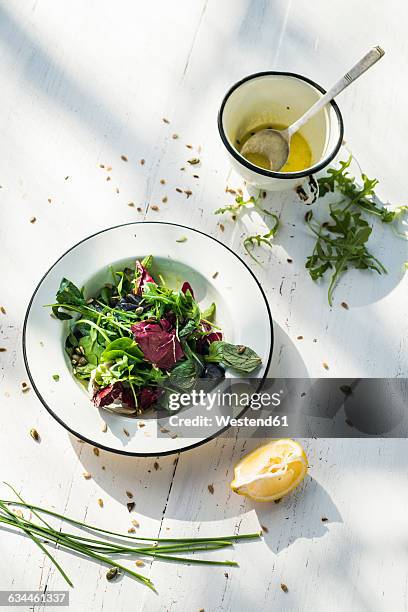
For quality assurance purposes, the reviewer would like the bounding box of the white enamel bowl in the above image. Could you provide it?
[23,222,273,456]
[218,71,344,191]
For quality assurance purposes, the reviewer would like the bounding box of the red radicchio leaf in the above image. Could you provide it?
[131,320,183,370]
[197,322,223,354]
[135,260,156,295]
[93,382,135,408]
[181,281,195,298]
[138,386,163,410]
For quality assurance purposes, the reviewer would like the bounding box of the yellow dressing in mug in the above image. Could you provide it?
[238,123,312,173]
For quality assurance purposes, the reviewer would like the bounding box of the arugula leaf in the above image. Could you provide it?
[244,214,280,263]
[206,341,262,373]
[141,255,153,270]
[178,320,198,340]
[215,194,256,216]
[305,208,386,305]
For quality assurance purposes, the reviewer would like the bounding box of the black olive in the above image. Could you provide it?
[203,364,225,380]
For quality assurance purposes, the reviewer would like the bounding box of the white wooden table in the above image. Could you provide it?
[1,1,407,610]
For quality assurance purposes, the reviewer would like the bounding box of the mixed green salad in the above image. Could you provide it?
[49,257,262,415]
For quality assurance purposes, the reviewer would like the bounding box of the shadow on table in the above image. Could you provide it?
[253,474,342,555]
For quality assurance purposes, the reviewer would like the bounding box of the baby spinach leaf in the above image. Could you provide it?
[52,278,85,319]
[206,341,262,373]
[101,337,145,363]
[201,302,216,322]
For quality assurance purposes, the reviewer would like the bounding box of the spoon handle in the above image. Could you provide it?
[287,46,385,138]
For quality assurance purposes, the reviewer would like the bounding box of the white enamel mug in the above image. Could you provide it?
[218,72,344,192]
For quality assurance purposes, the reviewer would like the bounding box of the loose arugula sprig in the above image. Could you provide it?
[305,208,387,306]
[306,156,407,304]
[215,192,280,262]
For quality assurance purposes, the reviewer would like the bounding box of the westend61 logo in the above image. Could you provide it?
[167,389,283,411]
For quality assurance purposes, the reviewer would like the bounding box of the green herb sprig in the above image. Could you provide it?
[0,484,261,591]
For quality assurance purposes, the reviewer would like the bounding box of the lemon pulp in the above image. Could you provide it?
[231,439,308,502]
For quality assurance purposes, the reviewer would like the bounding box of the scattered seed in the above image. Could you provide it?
[176,236,187,243]
[115,187,120,194]
[170,432,178,439]
[123,428,130,437]
[212,271,219,279]
[65,176,69,180]
[22,385,30,393]
[226,187,236,194]
[160,179,166,184]
[128,527,135,533]
[83,472,92,480]
[154,461,159,471]
[160,427,169,434]
[184,190,192,198]
[0,347,6,352]
[121,155,128,162]
[261,525,269,533]
[30,428,39,441]
[280,583,289,593]
[172,133,179,139]
[193,174,199,179]
[287,258,293,263]
[97,498,104,508]
[180,167,185,171]
[237,345,246,354]
[106,166,112,172]
[232,214,237,221]
[127,502,135,512]
[138,422,145,428]
[99,164,105,169]
[274,498,282,504]
[101,422,108,433]
[162,196,168,203]
[140,159,145,165]
[186,144,193,149]
[126,491,133,499]
[208,484,214,494]
[106,567,119,581]
[341,301,349,310]
[132,519,139,527]
[219,224,225,232]
[297,336,303,340]
[137,207,142,212]
[135,560,145,567]
[48,198,52,203]
[162,117,170,124]
[0,307,6,314]
[321,517,328,522]
[323,362,329,370]
[93,447,100,456]
[22,382,28,388]
[30,217,36,224]
[340,384,352,396]
[106,176,111,182]
[151,205,159,211]
[188,158,200,165]
[176,188,183,193]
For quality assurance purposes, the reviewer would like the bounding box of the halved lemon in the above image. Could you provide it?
[231,439,308,502]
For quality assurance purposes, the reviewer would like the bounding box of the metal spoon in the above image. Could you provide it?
[240,46,385,172]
